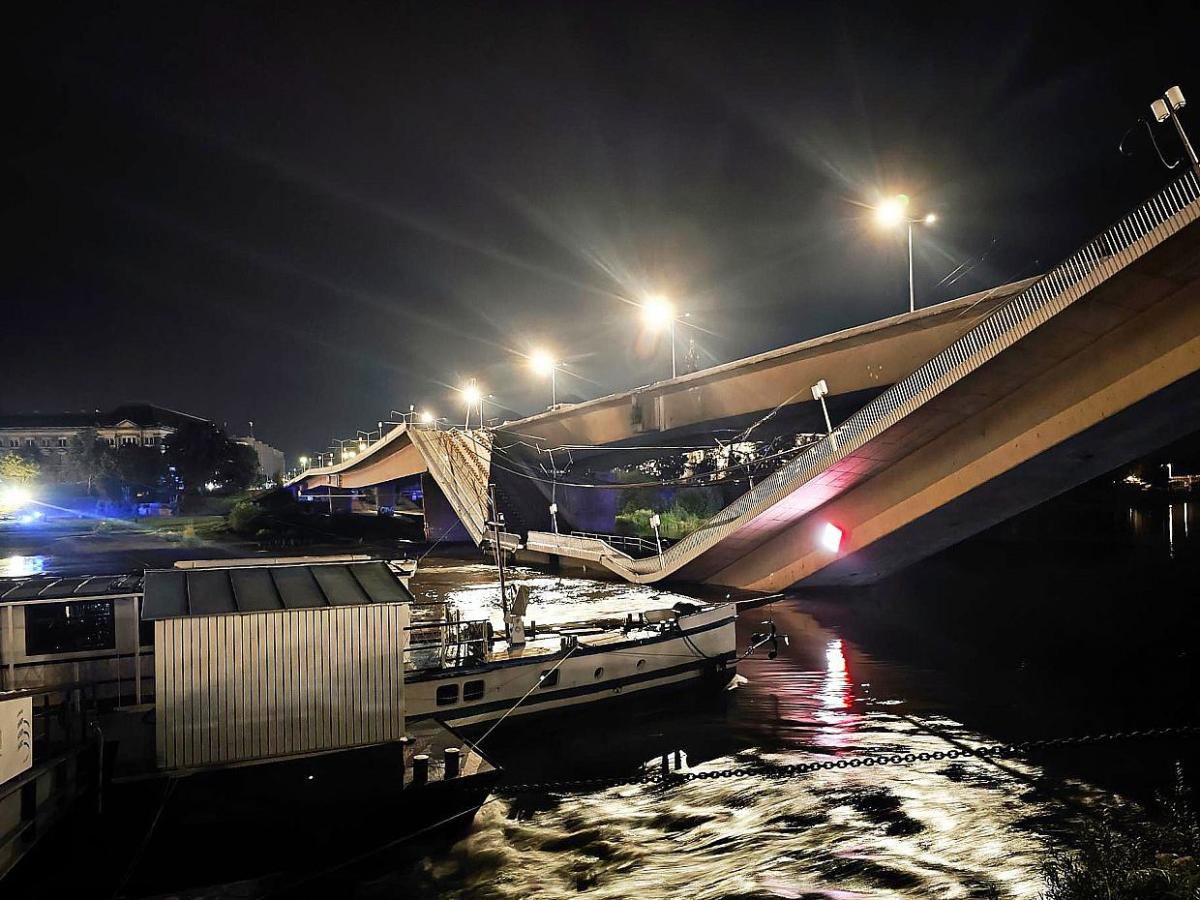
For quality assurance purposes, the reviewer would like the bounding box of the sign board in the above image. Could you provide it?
[0,695,34,786]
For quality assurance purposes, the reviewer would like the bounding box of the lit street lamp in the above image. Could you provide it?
[874,194,937,314]
[419,410,435,425]
[641,295,689,379]
[299,455,309,470]
[461,380,483,428]
[529,349,561,407]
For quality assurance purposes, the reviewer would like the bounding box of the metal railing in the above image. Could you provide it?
[408,427,493,543]
[570,531,672,557]
[535,171,1200,580]
[405,617,492,670]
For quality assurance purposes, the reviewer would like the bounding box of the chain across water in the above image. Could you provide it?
[496,725,1200,794]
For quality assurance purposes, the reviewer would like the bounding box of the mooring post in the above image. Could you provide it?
[413,753,429,786]
[444,747,461,778]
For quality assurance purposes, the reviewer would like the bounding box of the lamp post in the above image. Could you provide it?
[641,295,690,379]
[461,380,483,428]
[811,379,836,451]
[1151,85,1199,175]
[530,349,561,407]
[874,195,937,313]
[299,455,309,470]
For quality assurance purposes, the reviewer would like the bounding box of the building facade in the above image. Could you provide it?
[0,404,208,456]
[232,436,286,483]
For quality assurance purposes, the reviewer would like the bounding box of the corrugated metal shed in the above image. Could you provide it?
[145,561,411,770]
[141,560,412,620]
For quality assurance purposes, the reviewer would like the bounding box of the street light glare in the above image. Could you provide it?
[419,410,435,424]
[874,194,909,228]
[641,295,675,330]
[0,485,33,509]
[461,383,482,405]
[924,212,937,225]
[530,349,556,376]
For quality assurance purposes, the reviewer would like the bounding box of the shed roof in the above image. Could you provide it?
[141,560,412,620]
[0,573,144,602]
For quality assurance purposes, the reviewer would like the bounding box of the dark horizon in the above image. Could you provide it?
[9,2,1200,457]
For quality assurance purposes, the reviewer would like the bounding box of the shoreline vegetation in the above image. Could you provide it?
[1042,767,1200,899]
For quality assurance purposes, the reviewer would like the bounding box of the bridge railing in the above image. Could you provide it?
[569,531,673,557]
[592,169,1200,579]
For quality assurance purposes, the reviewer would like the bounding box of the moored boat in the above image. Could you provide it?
[405,599,738,728]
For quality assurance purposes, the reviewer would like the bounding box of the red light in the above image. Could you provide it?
[820,522,844,552]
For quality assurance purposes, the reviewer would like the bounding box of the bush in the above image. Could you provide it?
[228,499,262,535]
[1042,767,1200,899]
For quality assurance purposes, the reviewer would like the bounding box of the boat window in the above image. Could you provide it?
[463,680,485,701]
[436,683,460,706]
[539,669,559,688]
[593,667,604,680]
[25,601,116,656]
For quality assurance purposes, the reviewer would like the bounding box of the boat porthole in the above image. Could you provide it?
[593,666,604,680]
[636,659,646,671]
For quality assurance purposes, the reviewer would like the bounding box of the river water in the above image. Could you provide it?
[359,497,1198,900]
[3,499,1196,897]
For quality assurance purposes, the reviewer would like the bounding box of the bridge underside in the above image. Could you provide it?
[680,218,1200,590]
[799,366,1200,586]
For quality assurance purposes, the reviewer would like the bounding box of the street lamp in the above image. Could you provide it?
[874,194,938,314]
[461,380,483,428]
[1151,85,1199,174]
[529,349,561,407]
[811,378,837,451]
[419,410,435,425]
[641,295,688,379]
[299,455,309,469]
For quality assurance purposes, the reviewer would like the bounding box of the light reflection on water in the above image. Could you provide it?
[382,561,1111,899]
[0,554,47,577]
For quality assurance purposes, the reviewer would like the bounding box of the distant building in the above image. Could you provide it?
[0,404,209,455]
[233,436,286,483]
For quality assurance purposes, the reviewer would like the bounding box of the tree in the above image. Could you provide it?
[63,428,117,495]
[115,444,166,491]
[215,441,260,492]
[164,421,259,493]
[0,452,39,483]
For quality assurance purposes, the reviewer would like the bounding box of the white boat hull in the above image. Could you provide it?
[406,605,737,727]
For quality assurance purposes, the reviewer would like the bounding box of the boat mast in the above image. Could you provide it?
[489,484,508,619]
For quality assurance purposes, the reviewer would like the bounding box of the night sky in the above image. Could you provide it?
[9,2,1200,458]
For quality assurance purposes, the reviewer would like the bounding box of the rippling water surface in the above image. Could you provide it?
[357,560,1128,899]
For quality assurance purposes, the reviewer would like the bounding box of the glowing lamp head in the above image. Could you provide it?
[299,456,309,467]
[874,194,909,228]
[923,212,937,226]
[530,349,557,376]
[641,295,675,330]
[461,383,482,406]
[820,522,844,553]
[419,410,435,425]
